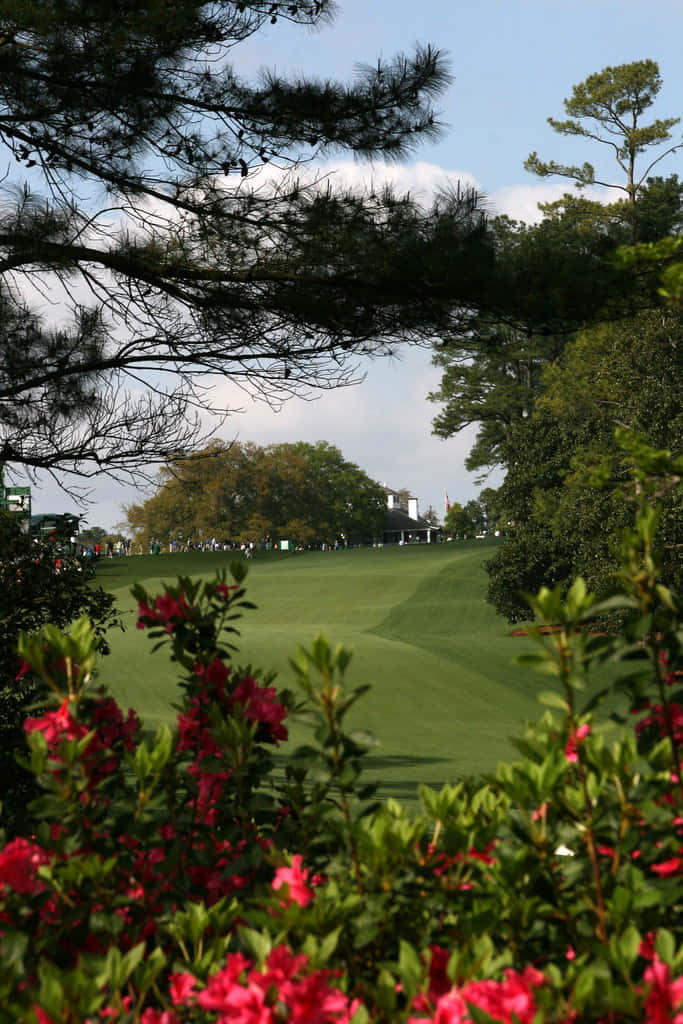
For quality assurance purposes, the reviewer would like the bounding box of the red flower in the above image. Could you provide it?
[32,1009,59,1024]
[643,956,683,1024]
[461,966,545,1024]
[169,972,197,1003]
[232,677,288,743]
[194,657,231,696]
[25,697,139,786]
[0,837,51,894]
[25,699,87,748]
[189,948,358,1023]
[411,966,545,1024]
[651,856,683,877]
[140,1011,180,1024]
[136,589,190,632]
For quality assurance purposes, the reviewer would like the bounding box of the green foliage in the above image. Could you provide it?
[443,502,471,539]
[0,444,682,1022]
[618,233,683,305]
[124,439,387,548]
[428,178,677,474]
[0,516,120,837]
[485,313,683,621]
[525,59,681,204]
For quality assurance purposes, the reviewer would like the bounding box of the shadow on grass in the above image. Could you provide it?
[271,752,454,805]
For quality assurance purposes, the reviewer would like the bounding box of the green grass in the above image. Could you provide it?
[92,543,596,803]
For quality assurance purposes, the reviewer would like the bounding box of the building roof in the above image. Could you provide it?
[383,508,436,532]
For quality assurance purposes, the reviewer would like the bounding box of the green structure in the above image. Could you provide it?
[0,486,31,531]
[29,513,80,543]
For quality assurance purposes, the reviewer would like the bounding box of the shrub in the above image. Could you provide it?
[0,516,120,837]
[0,436,681,1023]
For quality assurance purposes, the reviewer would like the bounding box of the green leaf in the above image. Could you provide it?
[618,925,641,967]
[349,1005,370,1024]
[238,927,271,964]
[537,690,570,711]
[318,928,341,964]
[398,939,423,984]
[656,929,675,964]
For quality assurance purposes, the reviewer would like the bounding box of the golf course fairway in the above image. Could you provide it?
[93,542,575,802]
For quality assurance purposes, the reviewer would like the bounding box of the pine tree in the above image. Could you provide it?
[0,0,489,484]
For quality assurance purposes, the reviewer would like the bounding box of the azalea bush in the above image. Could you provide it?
[0,515,120,838]
[0,436,682,1023]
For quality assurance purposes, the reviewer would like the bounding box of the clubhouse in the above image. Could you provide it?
[379,487,442,545]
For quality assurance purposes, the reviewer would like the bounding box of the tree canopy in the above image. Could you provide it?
[431,60,683,616]
[0,0,497,485]
[484,310,683,620]
[123,440,387,547]
[525,59,682,207]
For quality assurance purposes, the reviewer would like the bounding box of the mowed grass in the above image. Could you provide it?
[93,543,576,802]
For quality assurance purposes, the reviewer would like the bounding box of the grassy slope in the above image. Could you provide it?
[94,543,554,801]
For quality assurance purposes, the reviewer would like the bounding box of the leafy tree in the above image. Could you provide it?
[462,498,486,535]
[477,486,504,534]
[525,59,682,210]
[430,171,683,475]
[0,0,495,485]
[443,501,470,539]
[124,440,386,547]
[485,310,683,620]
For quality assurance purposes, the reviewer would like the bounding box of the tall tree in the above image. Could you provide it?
[432,59,683,478]
[485,310,683,621]
[0,0,493,486]
[428,200,646,473]
[525,59,682,210]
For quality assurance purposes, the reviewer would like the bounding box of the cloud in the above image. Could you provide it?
[490,182,614,223]
[309,158,481,204]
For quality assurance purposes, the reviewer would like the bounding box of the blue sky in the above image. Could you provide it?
[24,0,683,531]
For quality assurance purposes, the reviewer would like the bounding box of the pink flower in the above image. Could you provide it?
[565,723,591,763]
[643,956,683,1024]
[409,989,469,1024]
[411,967,545,1024]
[32,1009,59,1024]
[169,972,197,1003]
[273,854,316,908]
[532,802,548,822]
[216,583,239,599]
[462,966,545,1024]
[0,837,51,894]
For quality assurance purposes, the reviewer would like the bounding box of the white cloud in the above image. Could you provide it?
[310,159,481,203]
[490,182,614,223]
